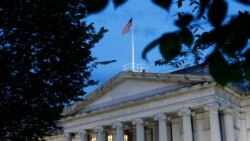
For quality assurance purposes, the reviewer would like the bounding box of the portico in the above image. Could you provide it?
[44,67,250,141]
[62,106,238,141]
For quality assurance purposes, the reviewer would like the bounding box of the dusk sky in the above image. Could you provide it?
[85,0,249,93]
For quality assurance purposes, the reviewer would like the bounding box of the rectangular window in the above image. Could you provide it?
[108,135,112,141]
[124,135,128,141]
[91,137,96,141]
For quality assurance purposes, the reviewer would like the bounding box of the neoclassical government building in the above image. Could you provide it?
[44,65,250,141]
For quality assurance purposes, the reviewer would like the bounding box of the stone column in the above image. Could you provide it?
[204,103,222,141]
[97,127,106,141]
[154,114,168,141]
[238,113,247,141]
[223,108,235,141]
[64,132,72,141]
[113,123,124,141]
[79,130,88,141]
[177,108,193,141]
[132,118,145,141]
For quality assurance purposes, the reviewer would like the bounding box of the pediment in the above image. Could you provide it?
[85,79,175,107]
[63,72,213,116]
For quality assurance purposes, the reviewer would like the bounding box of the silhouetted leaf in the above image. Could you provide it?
[189,1,199,6]
[142,33,181,63]
[98,60,117,65]
[155,59,168,66]
[175,14,194,28]
[180,28,194,47]
[195,31,214,46]
[152,0,172,10]
[208,51,242,85]
[246,65,250,80]
[197,0,211,18]
[231,11,250,39]
[178,0,183,7]
[193,6,199,13]
[84,0,109,14]
[159,33,181,62]
[221,37,248,57]
[113,0,127,8]
[194,27,198,33]
[208,0,227,27]
[142,38,161,61]
[244,50,250,79]
[238,0,250,5]
[177,12,182,18]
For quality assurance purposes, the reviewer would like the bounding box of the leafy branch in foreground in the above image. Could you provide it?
[84,0,250,86]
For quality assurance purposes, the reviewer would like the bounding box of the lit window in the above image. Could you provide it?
[124,135,128,141]
[108,135,112,141]
[91,137,96,141]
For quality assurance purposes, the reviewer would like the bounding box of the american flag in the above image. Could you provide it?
[121,18,133,35]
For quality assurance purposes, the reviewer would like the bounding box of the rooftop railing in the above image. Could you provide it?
[122,63,148,72]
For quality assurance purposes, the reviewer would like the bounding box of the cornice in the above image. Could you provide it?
[216,85,243,99]
[214,85,243,108]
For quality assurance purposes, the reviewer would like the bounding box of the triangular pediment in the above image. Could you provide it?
[63,71,213,116]
[86,79,176,106]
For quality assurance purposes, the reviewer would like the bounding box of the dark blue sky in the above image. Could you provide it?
[85,0,249,93]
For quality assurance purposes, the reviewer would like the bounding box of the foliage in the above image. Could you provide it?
[0,0,107,140]
[86,0,250,86]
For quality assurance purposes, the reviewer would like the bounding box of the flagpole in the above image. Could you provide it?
[131,19,135,72]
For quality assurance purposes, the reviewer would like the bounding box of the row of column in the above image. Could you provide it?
[65,103,238,141]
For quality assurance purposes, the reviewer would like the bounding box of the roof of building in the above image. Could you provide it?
[62,70,213,117]
[171,63,210,75]
[62,64,249,117]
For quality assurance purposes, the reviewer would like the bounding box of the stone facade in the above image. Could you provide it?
[43,67,250,141]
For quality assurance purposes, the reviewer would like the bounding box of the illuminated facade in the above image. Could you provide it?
[44,66,250,141]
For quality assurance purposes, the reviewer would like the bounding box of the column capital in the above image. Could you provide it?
[113,122,123,129]
[204,103,219,112]
[78,129,87,135]
[222,108,235,116]
[154,113,166,121]
[237,112,247,120]
[178,108,191,116]
[64,132,72,141]
[179,108,193,141]
[207,103,222,141]
[132,118,144,125]
[95,126,105,132]
[64,132,71,136]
